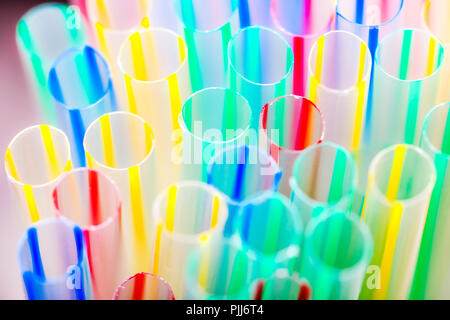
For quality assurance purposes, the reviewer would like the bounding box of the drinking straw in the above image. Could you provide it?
[228,26,294,130]
[207,144,282,236]
[17,218,92,300]
[250,269,312,300]
[53,168,122,300]
[4,125,72,226]
[411,103,450,299]
[151,181,228,299]
[300,211,373,300]
[173,0,240,91]
[16,3,87,126]
[238,0,273,28]
[185,238,255,300]
[83,111,156,277]
[236,193,303,278]
[423,0,450,104]
[359,144,436,300]
[49,45,117,168]
[113,273,175,300]
[179,88,252,182]
[271,0,336,96]
[289,142,357,225]
[259,95,325,195]
[117,28,190,188]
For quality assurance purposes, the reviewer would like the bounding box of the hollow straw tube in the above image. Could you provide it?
[270,0,336,96]
[178,88,252,182]
[259,95,325,195]
[185,238,254,300]
[300,211,373,300]
[236,193,303,277]
[238,0,273,28]
[359,144,436,300]
[83,111,156,277]
[289,142,357,225]
[151,181,228,299]
[207,144,282,236]
[118,28,191,188]
[49,45,117,168]
[53,168,122,300]
[16,3,87,126]
[17,218,92,300]
[228,26,294,130]
[4,125,72,227]
[173,0,240,91]
[411,103,450,299]
[113,273,175,300]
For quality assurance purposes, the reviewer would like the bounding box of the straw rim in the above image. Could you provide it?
[112,272,175,300]
[421,102,450,158]
[227,26,295,87]
[422,0,450,45]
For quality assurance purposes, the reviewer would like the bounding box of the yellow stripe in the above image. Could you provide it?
[40,125,60,179]
[5,148,19,180]
[166,185,177,232]
[308,75,319,104]
[178,37,186,62]
[99,115,115,167]
[351,81,366,151]
[86,151,94,168]
[426,36,437,76]
[64,160,72,172]
[315,36,325,82]
[24,185,40,222]
[141,17,150,28]
[198,247,210,289]
[124,74,138,114]
[95,22,111,63]
[130,32,147,81]
[152,222,163,275]
[360,173,374,221]
[357,42,367,82]
[95,0,110,28]
[210,196,220,228]
[167,74,183,138]
[386,145,407,202]
[144,123,154,154]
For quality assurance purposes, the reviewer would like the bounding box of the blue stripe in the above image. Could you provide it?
[69,109,86,167]
[48,69,65,104]
[238,0,250,28]
[27,227,45,280]
[364,27,379,141]
[84,46,104,104]
[233,145,249,201]
[23,271,37,300]
[355,0,365,24]
[73,226,86,300]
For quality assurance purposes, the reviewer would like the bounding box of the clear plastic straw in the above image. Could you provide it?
[360,144,436,299]
[49,45,117,167]
[151,181,228,299]
[238,0,273,28]
[17,218,92,300]
[16,3,87,126]
[207,144,282,236]
[271,0,336,96]
[113,273,175,300]
[53,168,122,300]
[228,26,294,129]
[4,125,72,226]
[289,142,357,225]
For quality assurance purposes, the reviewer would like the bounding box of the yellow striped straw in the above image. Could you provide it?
[308,35,325,103]
[166,185,177,232]
[351,42,368,151]
[23,185,40,223]
[40,125,61,179]
[152,223,163,275]
[99,114,115,167]
[5,148,19,181]
[130,32,147,81]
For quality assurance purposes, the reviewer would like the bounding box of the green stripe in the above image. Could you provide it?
[184,29,203,92]
[399,30,413,80]
[404,81,422,144]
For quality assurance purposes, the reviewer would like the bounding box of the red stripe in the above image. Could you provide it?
[298,283,312,300]
[293,36,305,96]
[88,170,101,226]
[83,230,97,295]
[253,281,264,300]
[132,272,145,300]
[261,103,269,129]
[296,98,311,150]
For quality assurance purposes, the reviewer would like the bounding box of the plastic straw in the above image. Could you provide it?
[17,218,92,300]
[360,144,436,299]
[238,0,273,28]
[300,211,373,300]
[49,45,117,167]
[185,238,254,300]
[410,103,450,299]
[118,28,190,188]
[83,111,156,277]
[289,142,357,225]
[53,168,122,300]
[228,26,294,129]
[113,273,175,300]
[151,181,228,299]
[236,193,303,277]
[16,3,87,126]
[207,144,282,236]
[179,88,252,182]
[271,0,335,96]
[173,0,240,91]
[259,95,325,195]
[4,125,72,226]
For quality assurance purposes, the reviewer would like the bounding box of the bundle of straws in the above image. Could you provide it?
[5,0,450,300]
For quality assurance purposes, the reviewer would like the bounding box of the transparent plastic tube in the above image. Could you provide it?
[16,3,87,126]
[17,218,92,300]
[411,103,450,299]
[300,211,373,300]
[118,28,191,188]
[207,144,282,236]
[271,0,336,96]
[113,273,175,300]
[53,168,122,300]
[259,95,325,195]
[236,193,303,278]
[151,181,228,299]
[4,125,72,226]
[49,45,117,167]
[360,144,436,300]
[173,0,240,91]
[83,112,156,277]
[228,26,294,129]
[238,0,273,28]
[179,88,252,182]
[289,142,357,225]
[185,238,254,300]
